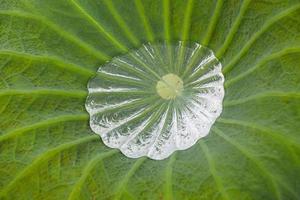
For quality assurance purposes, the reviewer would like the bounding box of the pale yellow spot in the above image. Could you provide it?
[156,73,183,100]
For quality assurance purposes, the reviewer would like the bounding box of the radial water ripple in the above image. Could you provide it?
[85,41,225,160]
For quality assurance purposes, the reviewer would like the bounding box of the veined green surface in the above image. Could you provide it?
[0,0,300,199]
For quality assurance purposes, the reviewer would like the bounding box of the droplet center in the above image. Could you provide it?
[156,73,183,100]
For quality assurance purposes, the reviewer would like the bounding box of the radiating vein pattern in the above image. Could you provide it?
[1,0,300,199]
[85,41,225,160]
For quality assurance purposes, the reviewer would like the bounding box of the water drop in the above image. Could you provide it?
[85,41,225,160]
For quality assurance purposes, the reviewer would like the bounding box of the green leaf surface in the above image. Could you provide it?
[0,0,300,199]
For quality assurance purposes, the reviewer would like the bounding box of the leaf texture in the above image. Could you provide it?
[0,0,300,199]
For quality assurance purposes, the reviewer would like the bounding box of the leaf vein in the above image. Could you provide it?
[68,0,128,52]
[198,141,230,200]
[0,114,88,142]
[223,4,300,74]
[0,135,98,197]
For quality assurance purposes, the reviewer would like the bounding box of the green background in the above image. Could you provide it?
[0,0,300,199]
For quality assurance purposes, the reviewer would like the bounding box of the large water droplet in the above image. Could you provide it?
[85,41,225,160]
